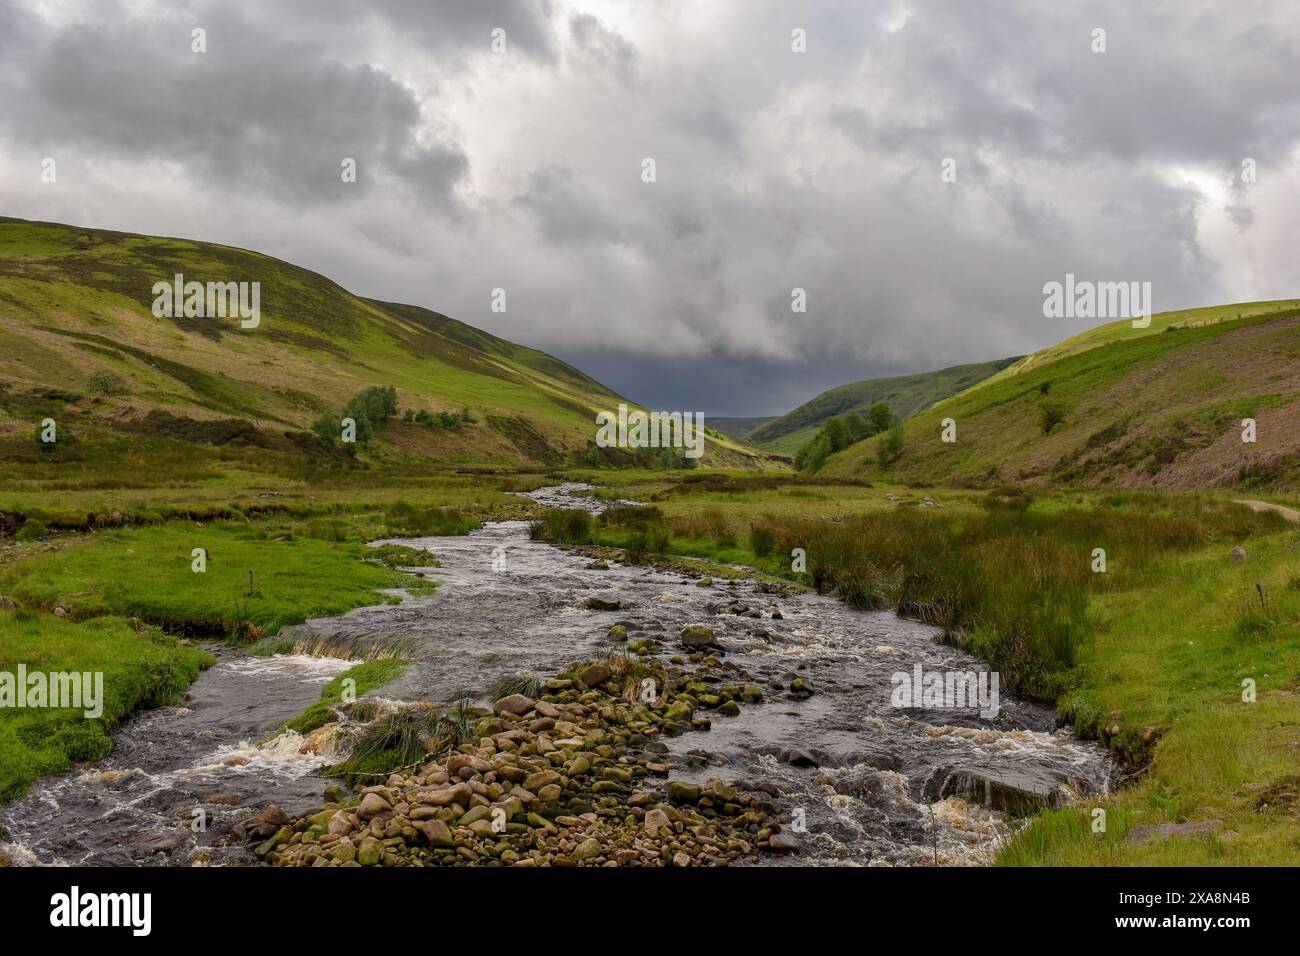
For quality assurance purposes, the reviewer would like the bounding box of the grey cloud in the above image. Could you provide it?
[2,2,468,209]
[368,0,557,61]
[568,13,638,85]
[513,166,626,248]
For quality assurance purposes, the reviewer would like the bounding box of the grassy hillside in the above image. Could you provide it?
[0,217,769,493]
[749,357,1020,455]
[821,301,1300,488]
[970,300,1300,396]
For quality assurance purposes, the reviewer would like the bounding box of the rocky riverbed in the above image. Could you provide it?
[259,652,782,867]
[256,483,1114,867]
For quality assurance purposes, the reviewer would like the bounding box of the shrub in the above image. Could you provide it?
[14,520,48,541]
[85,370,129,396]
[311,413,341,443]
[835,561,898,610]
[528,508,594,545]
[624,524,670,563]
[983,485,1033,512]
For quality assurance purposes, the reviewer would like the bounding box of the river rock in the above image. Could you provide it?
[644,808,671,831]
[790,677,814,697]
[667,781,700,804]
[664,700,693,723]
[414,819,454,848]
[703,778,736,803]
[679,625,718,648]
[358,793,392,818]
[572,837,603,861]
[524,770,562,792]
[493,694,535,717]
[537,784,562,802]
[767,832,799,853]
[585,595,622,611]
[579,663,612,686]
[330,842,357,863]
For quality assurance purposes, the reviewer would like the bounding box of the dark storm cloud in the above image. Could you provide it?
[560,348,901,419]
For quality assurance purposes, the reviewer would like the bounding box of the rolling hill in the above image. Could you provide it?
[0,218,771,490]
[819,300,1300,488]
[748,357,1021,456]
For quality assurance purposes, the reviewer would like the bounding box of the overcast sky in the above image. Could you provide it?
[3,1,1297,415]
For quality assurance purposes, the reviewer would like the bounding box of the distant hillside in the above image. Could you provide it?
[708,416,775,440]
[820,301,1300,489]
[750,357,1021,455]
[0,218,770,489]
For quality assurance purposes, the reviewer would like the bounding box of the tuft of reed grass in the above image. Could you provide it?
[487,673,542,702]
[528,508,593,544]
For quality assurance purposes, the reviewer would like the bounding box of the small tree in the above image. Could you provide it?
[866,402,894,436]
[844,411,868,442]
[823,416,850,452]
[803,432,833,472]
[877,424,904,468]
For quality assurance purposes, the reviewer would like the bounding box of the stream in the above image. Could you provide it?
[0,483,1113,866]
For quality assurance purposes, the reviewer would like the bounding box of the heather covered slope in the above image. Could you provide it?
[820,303,1300,489]
[749,357,1020,456]
[0,218,769,485]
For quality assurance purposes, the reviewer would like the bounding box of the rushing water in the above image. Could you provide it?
[0,483,1112,866]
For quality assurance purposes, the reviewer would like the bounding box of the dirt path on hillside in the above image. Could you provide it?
[1235,499,1300,523]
